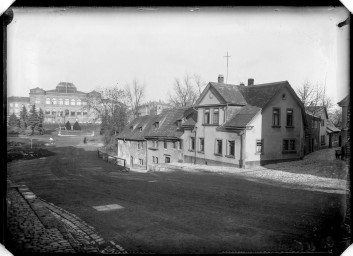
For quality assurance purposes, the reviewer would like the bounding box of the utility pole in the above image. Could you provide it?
[224,51,231,83]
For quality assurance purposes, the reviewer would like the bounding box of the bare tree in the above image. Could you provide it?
[168,73,206,108]
[296,80,333,115]
[329,108,342,127]
[125,78,145,118]
[85,85,128,144]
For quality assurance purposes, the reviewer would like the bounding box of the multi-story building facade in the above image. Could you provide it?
[7,96,31,118]
[8,82,100,124]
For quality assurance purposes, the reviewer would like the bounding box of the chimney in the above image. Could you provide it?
[240,82,245,86]
[218,74,224,83]
[248,78,254,86]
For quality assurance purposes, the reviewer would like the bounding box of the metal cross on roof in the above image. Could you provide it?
[224,51,231,83]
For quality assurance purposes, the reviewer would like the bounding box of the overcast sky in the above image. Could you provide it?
[7,7,350,106]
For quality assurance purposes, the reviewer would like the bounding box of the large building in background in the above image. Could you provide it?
[8,82,100,124]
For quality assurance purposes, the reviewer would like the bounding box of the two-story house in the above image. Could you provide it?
[183,75,307,167]
[304,112,321,154]
[338,95,350,158]
[116,115,158,169]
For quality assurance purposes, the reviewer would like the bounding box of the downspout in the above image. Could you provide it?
[145,139,148,170]
[239,129,246,168]
[194,127,197,164]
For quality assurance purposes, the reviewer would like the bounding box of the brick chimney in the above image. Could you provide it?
[248,78,254,86]
[218,74,224,83]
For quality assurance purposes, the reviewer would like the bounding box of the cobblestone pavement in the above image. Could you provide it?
[6,178,127,254]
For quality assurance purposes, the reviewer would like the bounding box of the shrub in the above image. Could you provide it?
[73,121,81,130]
[65,121,72,130]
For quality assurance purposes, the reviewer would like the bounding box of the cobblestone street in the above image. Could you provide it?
[6,178,126,254]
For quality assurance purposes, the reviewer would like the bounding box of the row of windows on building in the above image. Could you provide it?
[44,98,87,106]
[189,137,296,155]
[44,110,88,117]
[272,108,294,127]
[203,107,221,125]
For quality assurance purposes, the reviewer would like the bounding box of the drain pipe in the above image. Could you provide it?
[239,130,246,168]
[145,139,148,170]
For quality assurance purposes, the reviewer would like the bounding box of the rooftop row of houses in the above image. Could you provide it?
[115,75,345,170]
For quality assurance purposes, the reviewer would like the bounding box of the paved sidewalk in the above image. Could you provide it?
[6,178,126,254]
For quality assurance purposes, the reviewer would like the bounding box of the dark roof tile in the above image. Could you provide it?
[223,105,261,127]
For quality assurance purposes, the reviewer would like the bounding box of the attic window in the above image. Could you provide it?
[139,126,142,132]
[130,126,133,130]
[155,122,159,128]
[282,93,286,100]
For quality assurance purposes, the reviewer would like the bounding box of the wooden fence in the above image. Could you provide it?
[97,149,129,172]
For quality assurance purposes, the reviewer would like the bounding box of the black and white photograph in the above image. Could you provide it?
[3,6,351,255]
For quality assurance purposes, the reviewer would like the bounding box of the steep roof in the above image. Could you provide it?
[306,106,328,119]
[326,119,340,133]
[146,108,191,139]
[8,96,30,102]
[238,81,287,108]
[338,95,349,106]
[117,115,158,140]
[208,82,247,105]
[223,105,261,128]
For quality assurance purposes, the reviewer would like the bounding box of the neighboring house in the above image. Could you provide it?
[145,108,195,167]
[183,75,307,167]
[326,119,341,148]
[116,115,158,170]
[7,96,31,118]
[338,95,350,158]
[306,106,330,149]
[304,113,321,154]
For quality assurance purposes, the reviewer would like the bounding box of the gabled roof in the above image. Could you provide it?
[117,115,158,140]
[8,96,30,102]
[326,119,340,133]
[238,81,287,108]
[146,108,191,139]
[223,105,261,128]
[306,106,328,119]
[338,95,349,107]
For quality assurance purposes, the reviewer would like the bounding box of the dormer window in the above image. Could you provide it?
[130,125,133,130]
[139,126,142,132]
[155,122,159,128]
[177,120,182,129]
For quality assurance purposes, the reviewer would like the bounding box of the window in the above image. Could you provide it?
[164,141,167,149]
[273,108,280,126]
[282,93,286,100]
[227,140,235,156]
[35,99,40,104]
[155,122,159,128]
[321,135,326,145]
[137,142,141,149]
[52,111,56,116]
[59,111,64,116]
[190,137,195,151]
[152,156,155,163]
[65,110,70,116]
[204,108,210,124]
[83,112,87,116]
[82,101,87,105]
[156,157,158,164]
[321,119,325,126]
[179,140,183,150]
[71,111,75,116]
[213,108,219,124]
[52,98,57,105]
[71,99,76,105]
[215,139,223,155]
[173,141,176,149]
[45,110,50,115]
[59,99,63,105]
[199,138,205,152]
[256,139,264,154]
[77,99,81,106]
[46,98,50,104]
[286,109,293,127]
[65,99,69,105]
[77,111,81,116]
[283,139,296,152]
[139,126,142,132]
[165,156,170,163]
[139,159,144,165]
